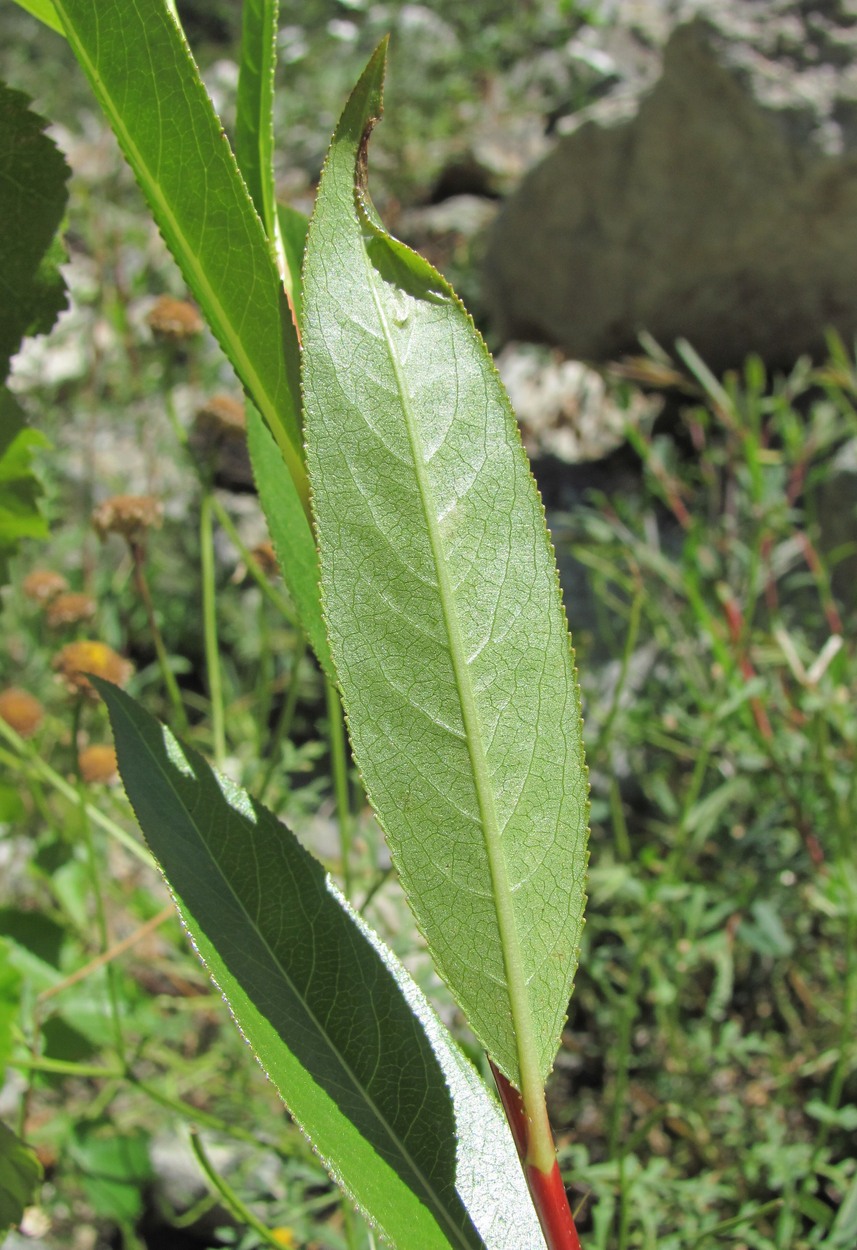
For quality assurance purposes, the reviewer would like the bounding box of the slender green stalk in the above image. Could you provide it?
[189,1131,288,1250]
[209,493,296,622]
[0,728,152,866]
[686,1200,783,1247]
[130,1076,308,1157]
[325,676,353,898]
[10,1054,126,1080]
[200,491,226,767]
[592,587,643,759]
[130,538,189,735]
[256,590,275,751]
[257,633,307,803]
[72,697,127,1064]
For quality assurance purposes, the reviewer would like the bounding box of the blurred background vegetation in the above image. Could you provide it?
[0,2,855,1249]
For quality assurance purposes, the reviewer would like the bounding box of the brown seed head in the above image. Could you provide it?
[0,688,44,738]
[92,495,163,544]
[146,295,203,342]
[78,744,119,784]
[53,640,134,698]
[22,569,69,604]
[250,541,279,579]
[193,394,246,441]
[46,591,97,629]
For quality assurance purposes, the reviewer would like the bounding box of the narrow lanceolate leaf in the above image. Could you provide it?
[9,0,63,35]
[246,404,334,679]
[302,44,589,1092]
[277,202,310,325]
[53,0,306,507]
[235,0,286,283]
[97,681,545,1250]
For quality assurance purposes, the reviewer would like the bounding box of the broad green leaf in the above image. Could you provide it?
[302,45,589,1091]
[246,404,335,680]
[0,391,50,587]
[97,680,545,1250]
[235,0,283,267]
[0,81,69,378]
[8,0,64,36]
[52,0,307,509]
[0,1120,42,1235]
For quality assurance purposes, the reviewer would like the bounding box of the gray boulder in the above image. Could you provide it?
[484,4,857,370]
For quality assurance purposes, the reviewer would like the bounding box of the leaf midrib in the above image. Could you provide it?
[53,0,308,508]
[359,226,541,1102]
[122,705,478,1250]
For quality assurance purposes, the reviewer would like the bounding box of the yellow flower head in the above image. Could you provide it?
[78,744,119,784]
[0,688,44,738]
[53,640,134,698]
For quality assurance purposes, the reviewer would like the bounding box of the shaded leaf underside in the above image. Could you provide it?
[302,46,589,1089]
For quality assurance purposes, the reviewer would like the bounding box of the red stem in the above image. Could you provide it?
[490,1060,582,1250]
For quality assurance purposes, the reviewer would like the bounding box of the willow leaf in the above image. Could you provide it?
[302,44,589,1094]
[246,403,334,679]
[97,680,545,1250]
[8,0,63,35]
[235,0,287,282]
[53,0,306,505]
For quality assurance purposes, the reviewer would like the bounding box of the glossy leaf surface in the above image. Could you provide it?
[302,46,589,1089]
[98,680,545,1250]
[52,0,306,504]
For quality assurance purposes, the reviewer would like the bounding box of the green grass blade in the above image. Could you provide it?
[96,680,546,1250]
[246,403,335,679]
[302,44,589,1094]
[235,0,286,279]
[53,0,307,508]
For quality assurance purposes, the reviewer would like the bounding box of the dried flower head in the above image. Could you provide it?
[146,295,203,342]
[92,495,163,544]
[53,640,133,698]
[46,591,97,629]
[22,569,68,604]
[78,744,119,784]
[194,394,246,441]
[0,688,44,738]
